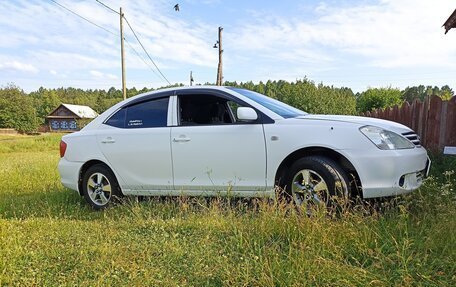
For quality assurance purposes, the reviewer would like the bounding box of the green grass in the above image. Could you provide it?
[0,134,455,286]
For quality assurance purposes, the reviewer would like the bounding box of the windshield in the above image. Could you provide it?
[228,87,307,118]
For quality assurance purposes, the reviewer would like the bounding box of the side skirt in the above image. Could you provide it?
[122,188,275,198]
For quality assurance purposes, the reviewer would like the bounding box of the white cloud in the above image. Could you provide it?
[90,70,118,80]
[231,0,456,69]
[90,70,103,77]
[0,61,39,73]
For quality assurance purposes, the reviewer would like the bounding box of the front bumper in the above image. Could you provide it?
[344,147,430,199]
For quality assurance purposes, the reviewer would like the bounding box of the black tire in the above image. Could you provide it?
[82,164,122,210]
[285,156,350,214]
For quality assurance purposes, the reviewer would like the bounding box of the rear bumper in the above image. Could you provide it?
[58,158,83,193]
[344,147,430,199]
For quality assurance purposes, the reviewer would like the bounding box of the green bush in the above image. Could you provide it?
[0,84,39,133]
[356,87,403,113]
[226,79,357,115]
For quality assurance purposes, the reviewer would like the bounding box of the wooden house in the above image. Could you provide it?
[46,104,98,131]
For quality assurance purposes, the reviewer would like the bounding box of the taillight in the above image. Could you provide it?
[60,140,67,158]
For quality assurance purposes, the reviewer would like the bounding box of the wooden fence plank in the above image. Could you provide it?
[421,98,428,147]
[439,101,448,150]
[410,99,419,132]
[424,96,441,150]
[387,107,394,121]
[393,105,400,123]
[401,101,411,128]
[446,97,456,146]
[418,99,427,145]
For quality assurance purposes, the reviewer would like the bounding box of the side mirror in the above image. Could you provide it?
[237,107,258,121]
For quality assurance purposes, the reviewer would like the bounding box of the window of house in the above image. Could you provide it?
[51,120,59,130]
[60,121,69,130]
[69,120,77,129]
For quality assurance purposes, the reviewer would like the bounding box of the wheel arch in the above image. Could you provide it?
[274,146,362,198]
[78,160,122,196]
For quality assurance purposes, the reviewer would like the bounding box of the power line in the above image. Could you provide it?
[124,39,166,82]
[123,17,172,85]
[95,0,119,15]
[93,0,171,85]
[48,0,168,84]
[49,0,117,36]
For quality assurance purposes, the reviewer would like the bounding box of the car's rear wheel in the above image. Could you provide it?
[286,156,349,215]
[82,164,121,210]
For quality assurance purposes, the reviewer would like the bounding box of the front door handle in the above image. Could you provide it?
[173,136,191,143]
[101,137,116,144]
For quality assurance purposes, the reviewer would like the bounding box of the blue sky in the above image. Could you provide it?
[1,0,456,92]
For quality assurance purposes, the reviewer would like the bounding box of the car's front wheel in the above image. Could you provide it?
[286,156,350,215]
[82,164,121,210]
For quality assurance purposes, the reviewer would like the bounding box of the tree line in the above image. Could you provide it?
[0,80,453,133]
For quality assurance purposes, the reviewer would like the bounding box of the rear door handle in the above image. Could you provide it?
[101,137,116,144]
[173,136,191,143]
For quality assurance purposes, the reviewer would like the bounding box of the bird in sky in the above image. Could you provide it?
[174,4,179,11]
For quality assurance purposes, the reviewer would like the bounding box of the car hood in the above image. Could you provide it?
[295,114,413,133]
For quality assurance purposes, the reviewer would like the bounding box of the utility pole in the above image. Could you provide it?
[120,7,126,100]
[216,26,223,86]
[190,71,194,86]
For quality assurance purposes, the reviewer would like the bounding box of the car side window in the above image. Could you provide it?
[105,108,126,128]
[105,97,169,128]
[179,94,246,126]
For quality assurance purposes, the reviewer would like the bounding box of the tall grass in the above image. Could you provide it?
[0,134,455,286]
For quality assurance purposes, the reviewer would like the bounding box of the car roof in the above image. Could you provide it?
[139,85,229,96]
[124,85,235,106]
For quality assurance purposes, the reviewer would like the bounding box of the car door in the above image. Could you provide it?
[96,94,173,193]
[171,90,267,194]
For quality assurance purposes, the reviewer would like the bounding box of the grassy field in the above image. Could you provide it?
[0,134,455,286]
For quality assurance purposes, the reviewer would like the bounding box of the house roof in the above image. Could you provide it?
[443,8,456,34]
[61,104,98,119]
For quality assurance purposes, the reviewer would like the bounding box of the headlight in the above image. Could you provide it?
[360,126,415,150]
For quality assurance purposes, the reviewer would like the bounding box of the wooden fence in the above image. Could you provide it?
[362,96,456,152]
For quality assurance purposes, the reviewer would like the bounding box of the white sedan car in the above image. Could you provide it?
[58,86,430,210]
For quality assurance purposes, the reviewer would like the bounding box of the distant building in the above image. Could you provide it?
[46,104,98,131]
